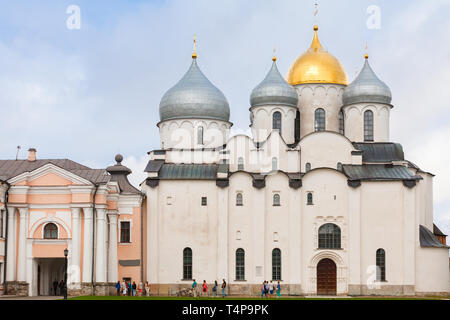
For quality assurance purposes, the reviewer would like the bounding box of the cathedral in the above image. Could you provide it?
[0,25,448,297]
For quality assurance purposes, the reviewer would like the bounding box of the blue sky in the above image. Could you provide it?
[0,0,449,236]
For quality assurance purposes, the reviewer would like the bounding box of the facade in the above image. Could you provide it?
[142,25,449,296]
[0,25,448,297]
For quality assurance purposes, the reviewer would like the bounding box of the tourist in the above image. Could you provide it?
[221,279,227,298]
[138,281,143,296]
[276,281,281,298]
[145,281,150,296]
[59,280,64,296]
[192,279,197,297]
[53,279,58,296]
[269,280,274,298]
[121,281,127,296]
[202,280,208,296]
[260,282,265,298]
[264,281,268,298]
[132,281,137,296]
[115,281,121,296]
[212,280,218,297]
[127,281,132,296]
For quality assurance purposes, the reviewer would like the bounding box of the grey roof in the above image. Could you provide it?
[250,61,298,108]
[158,163,219,180]
[343,164,422,181]
[144,159,165,173]
[419,225,449,248]
[0,159,110,184]
[343,59,392,106]
[433,224,447,237]
[353,143,404,163]
[159,58,230,122]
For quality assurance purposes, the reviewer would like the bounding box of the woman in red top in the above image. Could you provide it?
[202,280,208,296]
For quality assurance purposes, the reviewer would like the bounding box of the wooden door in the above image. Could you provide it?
[317,258,337,295]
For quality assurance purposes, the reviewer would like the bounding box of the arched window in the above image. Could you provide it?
[236,193,243,206]
[337,162,343,171]
[314,108,326,132]
[273,112,282,132]
[197,126,204,145]
[238,157,244,171]
[307,192,313,205]
[44,223,58,239]
[273,194,281,206]
[272,249,282,281]
[364,110,374,142]
[318,223,341,249]
[339,111,345,135]
[183,248,192,280]
[306,162,311,172]
[376,249,386,281]
[236,249,245,280]
[272,157,278,171]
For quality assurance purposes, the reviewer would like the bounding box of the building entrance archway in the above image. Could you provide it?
[35,258,65,296]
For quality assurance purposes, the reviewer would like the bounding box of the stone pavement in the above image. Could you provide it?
[0,295,63,300]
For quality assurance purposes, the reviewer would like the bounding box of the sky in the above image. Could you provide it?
[0,0,449,237]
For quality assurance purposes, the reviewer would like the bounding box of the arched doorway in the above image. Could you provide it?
[317,258,337,295]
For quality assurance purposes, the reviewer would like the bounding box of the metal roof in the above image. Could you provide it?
[419,225,449,248]
[352,143,404,162]
[343,164,421,181]
[433,224,447,237]
[144,160,165,173]
[158,163,219,180]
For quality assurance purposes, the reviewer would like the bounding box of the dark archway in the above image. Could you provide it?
[316,258,337,295]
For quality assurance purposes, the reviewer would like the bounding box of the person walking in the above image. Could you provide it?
[115,281,121,296]
[202,280,208,297]
[53,279,58,296]
[59,280,64,296]
[127,281,132,296]
[276,281,281,298]
[264,281,268,298]
[192,279,198,297]
[269,281,274,298]
[221,279,227,298]
[121,281,127,296]
[145,281,150,296]
[212,281,218,297]
[132,281,137,296]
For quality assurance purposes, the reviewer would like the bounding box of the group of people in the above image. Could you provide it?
[191,279,227,297]
[116,280,151,297]
[261,281,281,298]
[52,279,65,296]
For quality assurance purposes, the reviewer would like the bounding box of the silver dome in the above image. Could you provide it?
[159,59,230,122]
[343,58,392,106]
[250,61,298,108]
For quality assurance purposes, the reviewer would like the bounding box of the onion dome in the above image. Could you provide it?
[250,56,299,108]
[287,25,348,86]
[343,55,392,106]
[159,54,230,122]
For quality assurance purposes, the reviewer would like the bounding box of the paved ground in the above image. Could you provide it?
[0,295,63,300]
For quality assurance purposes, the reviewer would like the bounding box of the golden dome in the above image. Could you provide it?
[286,25,348,86]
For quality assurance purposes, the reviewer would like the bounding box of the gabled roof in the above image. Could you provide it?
[419,225,449,248]
[433,224,447,237]
[343,164,421,181]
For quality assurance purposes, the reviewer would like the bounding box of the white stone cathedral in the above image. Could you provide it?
[142,26,449,296]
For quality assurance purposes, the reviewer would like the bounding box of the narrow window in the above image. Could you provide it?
[318,223,341,249]
[183,248,193,280]
[337,162,343,171]
[272,157,278,171]
[238,157,244,171]
[273,194,281,206]
[364,110,374,142]
[376,249,386,281]
[295,110,301,142]
[43,223,58,239]
[307,192,313,205]
[272,249,282,281]
[236,249,245,280]
[306,162,311,172]
[201,197,207,206]
[339,111,345,135]
[314,108,326,132]
[236,193,243,206]
[120,221,131,243]
[273,112,282,132]
[197,126,204,145]
[0,210,4,238]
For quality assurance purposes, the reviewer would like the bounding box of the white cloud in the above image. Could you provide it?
[122,154,149,188]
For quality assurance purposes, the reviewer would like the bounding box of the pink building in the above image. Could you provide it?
[0,150,143,296]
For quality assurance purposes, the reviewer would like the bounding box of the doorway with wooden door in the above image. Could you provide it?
[316,258,337,295]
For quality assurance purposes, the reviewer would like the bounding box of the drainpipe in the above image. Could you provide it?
[2,183,10,295]
[140,193,145,284]
[91,184,99,295]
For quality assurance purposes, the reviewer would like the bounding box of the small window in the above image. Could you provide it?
[197,126,204,145]
[273,194,281,206]
[236,249,245,281]
[238,157,244,171]
[236,193,243,206]
[376,249,386,281]
[272,248,281,281]
[364,110,374,142]
[201,197,207,206]
[314,108,326,132]
[307,192,313,205]
[183,248,192,280]
[337,162,343,171]
[272,157,278,171]
[318,223,341,249]
[339,111,345,135]
[120,221,131,243]
[273,112,282,132]
[305,163,311,172]
[44,223,58,239]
